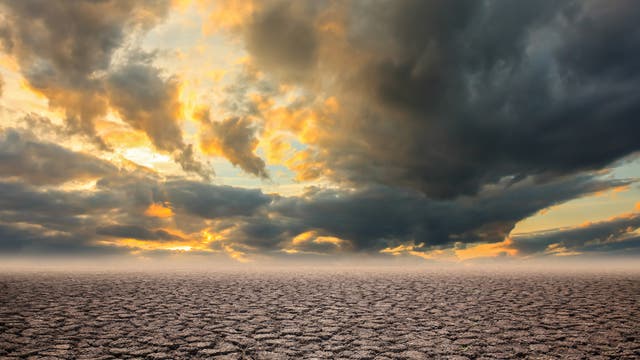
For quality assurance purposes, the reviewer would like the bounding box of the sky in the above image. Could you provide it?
[0,0,639,265]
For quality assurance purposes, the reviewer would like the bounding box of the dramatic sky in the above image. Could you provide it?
[1,0,640,264]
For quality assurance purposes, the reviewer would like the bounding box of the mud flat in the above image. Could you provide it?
[0,269,638,359]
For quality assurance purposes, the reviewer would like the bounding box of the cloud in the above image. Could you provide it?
[269,175,628,252]
[106,63,213,179]
[1,1,639,262]
[284,230,352,255]
[0,222,124,255]
[0,131,629,258]
[106,64,184,153]
[0,1,212,179]
[244,1,318,80]
[224,0,640,198]
[0,128,118,185]
[0,134,631,259]
[200,116,268,178]
[511,212,640,257]
[164,180,271,219]
[96,225,183,242]
[0,0,170,149]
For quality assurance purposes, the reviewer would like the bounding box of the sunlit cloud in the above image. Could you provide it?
[144,203,174,218]
[454,239,518,261]
[1,0,639,263]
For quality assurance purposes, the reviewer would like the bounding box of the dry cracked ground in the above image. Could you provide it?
[0,270,638,359]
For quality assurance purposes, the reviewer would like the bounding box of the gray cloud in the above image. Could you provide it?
[0,140,630,257]
[236,0,640,199]
[244,2,318,81]
[0,132,631,256]
[0,0,212,179]
[2,0,639,260]
[0,128,118,185]
[0,181,120,228]
[164,180,271,219]
[269,175,628,252]
[511,213,640,256]
[200,117,268,178]
[107,64,184,153]
[0,0,170,149]
[97,225,183,242]
[106,63,213,179]
[0,222,124,255]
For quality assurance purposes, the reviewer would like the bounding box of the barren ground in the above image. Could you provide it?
[0,270,638,359]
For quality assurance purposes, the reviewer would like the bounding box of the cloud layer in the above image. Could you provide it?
[1,1,639,261]
[234,0,640,198]
[0,128,634,260]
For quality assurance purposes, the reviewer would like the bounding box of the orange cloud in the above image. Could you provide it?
[223,244,251,262]
[593,184,630,197]
[454,238,518,261]
[544,243,582,257]
[144,203,174,218]
[261,134,293,165]
[204,0,257,34]
[380,243,455,260]
[285,149,326,182]
[380,243,420,255]
[284,230,350,254]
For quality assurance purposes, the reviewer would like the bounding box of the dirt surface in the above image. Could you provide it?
[0,270,638,359]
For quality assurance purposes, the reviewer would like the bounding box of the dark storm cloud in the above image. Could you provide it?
[96,225,183,242]
[244,2,318,80]
[349,0,640,198]
[0,144,273,254]
[0,134,630,256]
[0,181,120,230]
[0,128,118,185]
[269,175,629,252]
[0,180,127,254]
[0,223,124,255]
[0,173,170,253]
[0,136,164,254]
[238,0,640,199]
[0,0,170,149]
[206,215,301,251]
[511,213,640,256]
[200,117,268,178]
[164,180,271,219]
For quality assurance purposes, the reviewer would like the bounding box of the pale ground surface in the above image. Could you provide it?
[0,269,638,359]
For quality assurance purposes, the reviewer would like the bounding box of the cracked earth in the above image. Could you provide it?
[0,270,638,359]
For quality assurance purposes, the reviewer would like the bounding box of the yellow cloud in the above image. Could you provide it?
[323,96,340,113]
[380,243,420,255]
[454,238,518,261]
[204,0,257,34]
[285,149,326,181]
[144,203,174,218]
[544,243,582,257]
[380,243,455,261]
[99,238,198,253]
[223,244,251,262]
[284,230,350,254]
